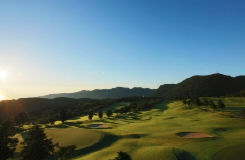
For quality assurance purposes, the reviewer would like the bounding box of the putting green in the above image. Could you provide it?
[45,128,103,150]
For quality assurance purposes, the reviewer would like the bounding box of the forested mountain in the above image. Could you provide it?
[152,73,245,99]
[0,97,96,119]
[150,84,176,97]
[227,89,245,97]
[40,87,155,99]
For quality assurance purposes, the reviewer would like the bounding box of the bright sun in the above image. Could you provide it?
[0,94,4,101]
[0,71,7,80]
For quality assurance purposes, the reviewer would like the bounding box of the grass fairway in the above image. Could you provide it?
[45,128,103,150]
[10,98,245,160]
[71,99,245,160]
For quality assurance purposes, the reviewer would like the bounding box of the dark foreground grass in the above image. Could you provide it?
[212,145,245,160]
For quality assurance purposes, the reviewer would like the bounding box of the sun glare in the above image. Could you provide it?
[0,71,7,80]
[0,94,5,101]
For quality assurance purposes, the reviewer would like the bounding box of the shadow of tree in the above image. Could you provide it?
[176,150,196,160]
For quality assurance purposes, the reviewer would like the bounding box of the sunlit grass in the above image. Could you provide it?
[10,97,245,160]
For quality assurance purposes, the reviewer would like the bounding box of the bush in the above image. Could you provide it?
[112,151,132,160]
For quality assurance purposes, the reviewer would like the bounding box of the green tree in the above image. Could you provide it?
[182,99,186,105]
[186,99,190,106]
[98,110,103,120]
[190,97,201,107]
[202,98,209,107]
[0,119,19,160]
[54,144,76,160]
[106,110,113,118]
[114,109,119,115]
[88,111,93,120]
[20,125,56,160]
[112,151,132,160]
[48,116,56,125]
[209,99,217,111]
[59,109,67,124]
[15,112,29,127]
[217,99,225,111]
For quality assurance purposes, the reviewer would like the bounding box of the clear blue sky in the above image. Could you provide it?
[0,0,245,99]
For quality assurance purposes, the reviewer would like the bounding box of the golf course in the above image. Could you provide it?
[11,97,245,160]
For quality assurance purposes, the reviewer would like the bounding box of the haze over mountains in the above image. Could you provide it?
[40,87,155,99]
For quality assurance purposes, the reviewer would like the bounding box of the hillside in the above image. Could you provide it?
[40,87,155,99]
[150,84,176,97]
[227,89,245,97]
[0,97,96,119]
[153,73,245,99]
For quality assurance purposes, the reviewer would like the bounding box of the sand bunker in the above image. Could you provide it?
[176,132,213,138]
[89,124,109,128]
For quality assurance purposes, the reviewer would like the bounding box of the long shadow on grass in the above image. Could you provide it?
[176,151,196,160]
[174,148,196,160]
[152,102,169,111]
[71,133,119,159]
[45,133,119,160]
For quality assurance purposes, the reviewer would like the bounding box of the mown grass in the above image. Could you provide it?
[10,97,245,160]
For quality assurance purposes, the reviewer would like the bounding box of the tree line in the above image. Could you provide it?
[27,97,164,124]
[182,97,226,111]
[87,98,163,120]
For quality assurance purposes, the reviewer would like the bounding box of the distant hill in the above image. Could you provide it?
[0,97,96,119]
[227,89,245,97]
[40,87,155,99]
[152,73,245,99]
[150,84,176,97]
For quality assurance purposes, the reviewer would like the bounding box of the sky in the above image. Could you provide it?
[0,0,245,100]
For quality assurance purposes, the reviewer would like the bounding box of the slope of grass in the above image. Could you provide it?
[71,100,245,160]
[10,98,245,160]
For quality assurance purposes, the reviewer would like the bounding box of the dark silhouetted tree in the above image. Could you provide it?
[0,119,18,160]
[114,109,119,115]
[217,99,225,111]
[182,99,186,105]
[209,99,217,111]
[190,97,201,107]
[98,110,103,120]
[106,110,113,118]
[59,109,67,124]
[202,98,209,107]
[112,151,132,160]
[48,116,56,125]
[186,99,190,106]
[15,112,29,127]
[88,111,93,120]
[54,144,76,160]
[20,125,56,160]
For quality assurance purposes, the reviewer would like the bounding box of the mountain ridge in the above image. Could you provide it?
[151,73,245,99]
[39,87,155,99]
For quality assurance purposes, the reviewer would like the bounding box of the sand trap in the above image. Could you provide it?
[176,132,213,138]
[89,124,109,128]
